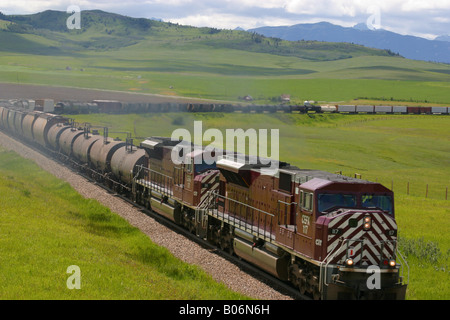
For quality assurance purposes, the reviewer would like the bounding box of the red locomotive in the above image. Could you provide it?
[134,137,408,300]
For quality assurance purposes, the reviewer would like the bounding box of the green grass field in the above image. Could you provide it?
[0,10,449,300]
[67,112,450,299]
[0,10,450,105]
[0,147,249,299]
[1,49,450,105]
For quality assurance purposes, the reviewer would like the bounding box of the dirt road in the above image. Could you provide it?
[0,82,220,104]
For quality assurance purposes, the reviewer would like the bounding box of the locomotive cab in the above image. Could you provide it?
[297,177,407,300]
[173,147,220,207]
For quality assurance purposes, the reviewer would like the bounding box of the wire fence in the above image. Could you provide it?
[388,181,448,200]
[338,172,448,201]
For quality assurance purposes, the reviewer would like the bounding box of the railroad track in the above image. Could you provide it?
[72,161,309,301]
[1,131,306,300]
[117,191,310,301]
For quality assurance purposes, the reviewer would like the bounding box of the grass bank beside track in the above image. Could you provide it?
[0,147,249,300]
[69,112,450,300]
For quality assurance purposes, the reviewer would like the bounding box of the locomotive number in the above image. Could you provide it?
[302,215,310,225]
[302,215,310,234]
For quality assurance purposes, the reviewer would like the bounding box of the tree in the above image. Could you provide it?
[0,11,10,21]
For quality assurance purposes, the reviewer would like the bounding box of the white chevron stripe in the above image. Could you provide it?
[326,211,399,265]
[377,213,397,230]
[200,181,219,203]
[366,242,382,264]
[328,212,359,228]
[327,229,364,254]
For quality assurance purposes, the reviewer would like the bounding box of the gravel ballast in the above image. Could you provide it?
[0,131,292,300]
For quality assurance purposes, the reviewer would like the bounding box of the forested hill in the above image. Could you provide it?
[0,10,398,61]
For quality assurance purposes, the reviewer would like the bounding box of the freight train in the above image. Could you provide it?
[62,101,449,115]
[4,98,449,115]
[0,103,409,300]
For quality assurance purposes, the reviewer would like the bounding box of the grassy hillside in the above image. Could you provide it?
[0,10,449,104]
[1,10,394,59]
[0,146,249,299]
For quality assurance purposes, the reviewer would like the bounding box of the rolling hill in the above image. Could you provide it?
[0,10,396,60]
[0,10,449,104]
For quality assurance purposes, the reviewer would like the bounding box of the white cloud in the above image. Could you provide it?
[0,0,449,37]
[172,13,298,30]
[400,0,450,12]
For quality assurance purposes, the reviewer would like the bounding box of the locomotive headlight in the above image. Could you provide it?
[389,260,396,267]
[363,216,372,230]
[345,258,354,267]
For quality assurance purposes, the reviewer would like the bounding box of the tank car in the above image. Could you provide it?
[0,106,4,129]
[1,106,11,131]
[12,110,26,135]
[21,111,43,142]
[0,104,9,130]
[32,113,67,148]
[47,123,72,151]
[59,127,85,156]
[5,108,24,135]
[110,145,146,186]
[89,137,127,173]
[71,130,103,164]
[6,108,16,133]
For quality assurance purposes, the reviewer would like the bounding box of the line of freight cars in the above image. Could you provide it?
[58,101,449,115]
[4,98,449,115]
[320,105,450,115]
[0,102,409,300]
[0,103,146,191]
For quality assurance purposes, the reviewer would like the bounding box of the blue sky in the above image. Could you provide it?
[1,0,449,39]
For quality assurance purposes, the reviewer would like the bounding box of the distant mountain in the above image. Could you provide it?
[249,22,450,64]
[435,35,450,42]
[0,10,398,62]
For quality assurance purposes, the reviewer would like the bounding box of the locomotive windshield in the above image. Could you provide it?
[362,194,393,214]
[317,193,393,214]
[318,193,357,212]
[195,160,217,174]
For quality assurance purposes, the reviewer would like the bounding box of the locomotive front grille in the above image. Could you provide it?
[326,211,398,267]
